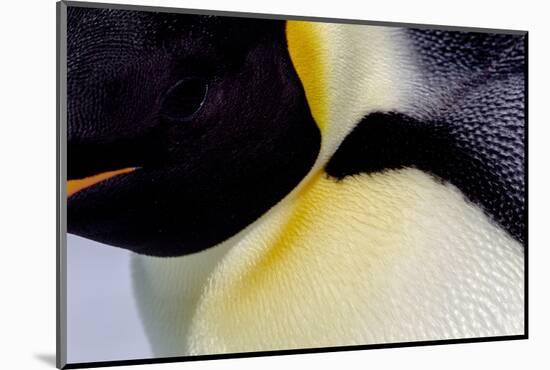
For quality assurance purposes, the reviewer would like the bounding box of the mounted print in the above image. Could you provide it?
[57,1,527,368]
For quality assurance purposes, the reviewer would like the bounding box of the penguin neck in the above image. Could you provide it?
[287,22,420,167]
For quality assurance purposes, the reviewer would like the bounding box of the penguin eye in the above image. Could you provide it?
[161,78,208,122]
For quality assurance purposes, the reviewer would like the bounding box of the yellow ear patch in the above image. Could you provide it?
[286,21,327,132]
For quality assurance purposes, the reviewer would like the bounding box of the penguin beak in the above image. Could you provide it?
[67,167,137,197]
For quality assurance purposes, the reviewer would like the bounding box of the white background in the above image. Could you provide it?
[0,0,548,368]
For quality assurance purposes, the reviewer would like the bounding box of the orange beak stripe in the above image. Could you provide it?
[67,167,136,197]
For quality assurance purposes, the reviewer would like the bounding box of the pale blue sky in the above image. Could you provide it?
[67,234,153,363]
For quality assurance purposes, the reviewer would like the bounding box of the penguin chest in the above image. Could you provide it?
[133,168,524,356]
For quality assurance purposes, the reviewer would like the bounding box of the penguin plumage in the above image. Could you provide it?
[66,7,525,357]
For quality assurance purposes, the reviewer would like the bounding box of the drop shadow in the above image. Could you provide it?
[34,353,56,367]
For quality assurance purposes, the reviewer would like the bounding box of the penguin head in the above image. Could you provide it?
[67,8,321,257]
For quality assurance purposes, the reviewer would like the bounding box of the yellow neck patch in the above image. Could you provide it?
[286,21,327,132]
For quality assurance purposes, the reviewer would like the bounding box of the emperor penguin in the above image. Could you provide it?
[66,7,525,357]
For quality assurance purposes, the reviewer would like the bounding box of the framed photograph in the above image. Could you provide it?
[57,1,527,368]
